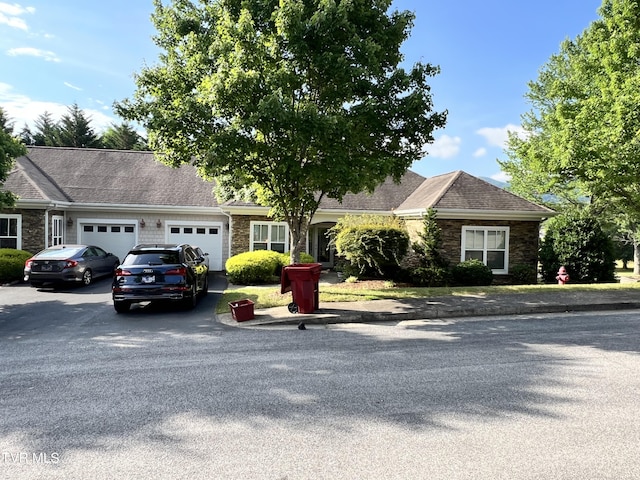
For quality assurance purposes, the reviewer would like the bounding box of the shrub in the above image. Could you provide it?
[451,259,493,286]
[0,249,32,284]
[275,252,315,276]
[329,214,409,278]
[410,265,452,287]
[409,209,451,287]
[510,263,538,285]
[539,207,616,283]
[225,250,282,285]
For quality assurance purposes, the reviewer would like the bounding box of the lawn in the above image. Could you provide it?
[216,274,640,314]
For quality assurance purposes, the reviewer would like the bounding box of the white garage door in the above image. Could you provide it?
[167,223,223,271]
[80,223,137,263]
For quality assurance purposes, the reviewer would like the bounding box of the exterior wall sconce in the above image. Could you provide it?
[66,217,73,227]
[140,218,146,228]
[156,219,162,228]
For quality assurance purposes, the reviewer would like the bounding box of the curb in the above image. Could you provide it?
[218,300,640,328]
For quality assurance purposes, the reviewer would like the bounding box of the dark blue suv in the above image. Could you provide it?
[112,244,209,313]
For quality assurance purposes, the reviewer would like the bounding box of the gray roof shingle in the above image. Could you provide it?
[398,171,553,214]
[6,146,218,207]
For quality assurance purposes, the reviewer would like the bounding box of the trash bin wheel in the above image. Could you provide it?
[288,302,299,314]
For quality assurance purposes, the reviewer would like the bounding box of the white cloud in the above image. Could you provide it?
[424,134,461,159]
[0,82,117,133]
[64,82,82,91]
[476,123,527,148]
[473,147,487,158]
[0,2,35,30]
[7,47,60,62]
[491,171,511,183]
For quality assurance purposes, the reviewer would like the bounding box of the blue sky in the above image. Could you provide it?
[0,0,602,181]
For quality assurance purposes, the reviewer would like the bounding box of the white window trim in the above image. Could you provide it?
[461,226,510,274]
[0,214,21,250]
[249,221,289,253]
[51,215,64,246]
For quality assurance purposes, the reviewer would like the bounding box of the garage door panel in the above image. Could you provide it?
[80,223,136,263]
[167,224,222,271]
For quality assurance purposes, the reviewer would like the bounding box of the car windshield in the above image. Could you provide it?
[122,252,180,266]
[37,247,84,258]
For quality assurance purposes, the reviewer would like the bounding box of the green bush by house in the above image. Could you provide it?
[0,249,32,284]
[226,250,316,285]
[452,259,493,286]
[329,214,409,279]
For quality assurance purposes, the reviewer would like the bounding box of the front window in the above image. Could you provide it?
[250,222,288,253]
[0,215,20,249]
[461,226,509,274]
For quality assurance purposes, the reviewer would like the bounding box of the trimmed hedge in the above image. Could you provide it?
[0,249,33,284]
[225,250,316,285]
[451,259,493,286]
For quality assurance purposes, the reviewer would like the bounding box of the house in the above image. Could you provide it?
[2,146,554,280]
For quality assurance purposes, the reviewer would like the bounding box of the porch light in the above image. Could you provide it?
[140,218,146,228]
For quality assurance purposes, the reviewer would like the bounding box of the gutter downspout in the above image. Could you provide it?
[221,209,232,270]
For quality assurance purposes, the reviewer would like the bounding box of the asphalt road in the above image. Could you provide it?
[1,277,640,479]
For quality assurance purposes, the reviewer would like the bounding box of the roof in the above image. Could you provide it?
[4,146,218,208]
[397,170,554,216]
[3,147,552,219]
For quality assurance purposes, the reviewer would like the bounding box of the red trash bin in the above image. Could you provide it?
[280,263,322,314]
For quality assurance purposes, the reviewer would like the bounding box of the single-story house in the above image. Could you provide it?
[2,146,554,280]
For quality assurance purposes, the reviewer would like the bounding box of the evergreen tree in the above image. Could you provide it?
[33,111,60,146]
[101,122,148,150]
[57,103,101,148]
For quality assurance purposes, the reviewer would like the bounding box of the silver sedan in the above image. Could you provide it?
[24,244,120,287]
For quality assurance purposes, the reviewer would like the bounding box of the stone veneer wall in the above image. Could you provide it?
[2,208,65,254]
[231,214,310,257]
[405,218,541,278]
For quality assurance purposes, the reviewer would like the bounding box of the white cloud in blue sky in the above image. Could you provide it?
[0,2,34,30]
[425,134,461,159]
[7,46,59,62]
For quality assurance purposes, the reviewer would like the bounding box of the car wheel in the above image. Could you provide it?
[183,284,197,310]
[199,274,209,297]
[114,301,130,313]
[82,269,92,286]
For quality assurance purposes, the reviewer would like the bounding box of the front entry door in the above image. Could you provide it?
[311,226,334,268]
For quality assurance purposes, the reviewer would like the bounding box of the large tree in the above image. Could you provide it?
[57,103,102,148]
[500,0,640,272]
[32,111,61,146]
[0,107,27,208]
[116,0,446,262]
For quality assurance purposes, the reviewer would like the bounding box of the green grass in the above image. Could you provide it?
[216,279,640,314]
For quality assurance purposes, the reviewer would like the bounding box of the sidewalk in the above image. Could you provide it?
[217,274,640,328]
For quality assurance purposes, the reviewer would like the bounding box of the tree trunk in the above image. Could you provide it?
[288,216,310,265]
[634,239,640,276]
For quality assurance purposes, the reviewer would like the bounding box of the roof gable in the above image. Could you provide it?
[397,171,553,215]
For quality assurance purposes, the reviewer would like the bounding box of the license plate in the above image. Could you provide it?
[41,264,52,271]
[141,275,155,284]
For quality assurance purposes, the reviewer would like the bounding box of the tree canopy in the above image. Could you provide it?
[500,0,640,271]
[116,0,446,261]
[0,107,27,208]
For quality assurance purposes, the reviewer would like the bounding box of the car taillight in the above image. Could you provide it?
[63,260,78,269]
[165,267,187,276]
[25,258,34,269]
[115,268,132,276]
